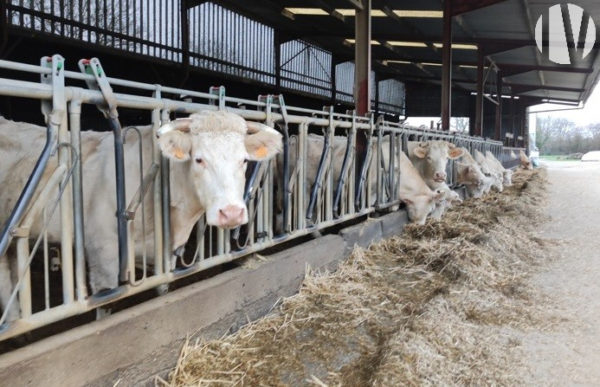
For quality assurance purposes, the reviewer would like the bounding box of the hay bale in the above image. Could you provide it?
[162,168,557,386]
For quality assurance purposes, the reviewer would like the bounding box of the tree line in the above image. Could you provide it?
[535,116,600,155]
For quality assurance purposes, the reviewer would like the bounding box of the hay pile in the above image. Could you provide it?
[162,168,555,386]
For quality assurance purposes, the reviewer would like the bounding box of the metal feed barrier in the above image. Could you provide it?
[0,56,513,341]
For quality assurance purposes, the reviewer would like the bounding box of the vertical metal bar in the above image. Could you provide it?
[441,0,453,131]
[152,88,164,276]
[274,31,281,91]
[59,111,75,304]
[331,56,336,104]
[354,0,371,115]
[160,109,171,271]
[475,48,484,137]
[181,0,189,67]
[68,99,87,301]
[495,70,503,140]
[43,209,50,309]
[354,0,371,210]
[376,122,382,206]
[297,123,307,230]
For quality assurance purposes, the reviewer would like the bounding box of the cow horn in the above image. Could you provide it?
[156,118,192,137]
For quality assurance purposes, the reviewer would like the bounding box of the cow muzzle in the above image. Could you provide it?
[216,205,247,228]
[433,172,446,183]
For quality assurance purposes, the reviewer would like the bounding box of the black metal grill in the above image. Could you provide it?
[5,1,404,111]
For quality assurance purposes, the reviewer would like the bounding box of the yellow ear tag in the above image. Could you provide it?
[174,148,185,159]
[254,145,268,158]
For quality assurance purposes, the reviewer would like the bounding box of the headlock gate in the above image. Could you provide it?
[0,56,518,341]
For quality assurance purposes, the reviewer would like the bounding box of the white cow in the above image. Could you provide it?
[474,149,503,192]
[276,134,442,225]
[428,182,462,220]
[519,150,533,170]
[398,151,444,224]
[407,141,464,191]
[456,148,492,198]
[0,111,282,321]
[485,151,513,186]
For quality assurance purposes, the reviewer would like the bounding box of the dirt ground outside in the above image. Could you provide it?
[521,160,600,385]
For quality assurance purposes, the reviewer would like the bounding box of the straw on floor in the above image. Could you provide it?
[161,168,556,386]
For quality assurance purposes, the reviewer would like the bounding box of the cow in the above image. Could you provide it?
[276,134,443,225]
[474,149,503,192]
[407,141,465,191]
[485,151,513,187]
[0,111,283,321]
[519,150,533,170]
[398,151,444,224]
[455,148,492,198]
[429,182,462,220]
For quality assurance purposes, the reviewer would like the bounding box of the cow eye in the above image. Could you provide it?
[195,157,203,164]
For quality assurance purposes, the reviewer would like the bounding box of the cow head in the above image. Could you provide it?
[157,111,282,228]
[456,161,488,198]
[402,190,444,225]
[412,141,464,186]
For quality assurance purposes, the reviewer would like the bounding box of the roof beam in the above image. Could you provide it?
[451,0,509,16]
[381,58,592,74]
[506,83,585,94]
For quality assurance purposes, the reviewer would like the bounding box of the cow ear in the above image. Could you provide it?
[413,146,427,159]
[245,123,283,161]
[448,147,464,159]
[402,197,414,205]
[157,120,192,162]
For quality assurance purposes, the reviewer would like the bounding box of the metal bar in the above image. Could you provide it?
[160,109,172,271]
[475,49,484,136]
[68,98,87,302]
[0,55,64,260]
[495,70,503,140]
[152,87,164,276]
[77,58,129,284]
[441,0,453,131]
[354,0,371,115]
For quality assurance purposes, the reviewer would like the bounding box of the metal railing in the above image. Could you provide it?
[0,56,505,341]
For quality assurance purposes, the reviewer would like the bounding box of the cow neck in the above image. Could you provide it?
[168,160,204,250]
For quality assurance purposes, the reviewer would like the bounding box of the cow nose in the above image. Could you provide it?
[217,205,246,228]
[434,172,446,181]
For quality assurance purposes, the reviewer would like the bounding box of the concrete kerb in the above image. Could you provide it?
[0,210,409,387]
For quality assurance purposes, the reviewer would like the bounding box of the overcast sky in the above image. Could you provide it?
[530,82,600,126]
[405,82,600,129]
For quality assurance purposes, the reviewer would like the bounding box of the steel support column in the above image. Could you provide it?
[495,70,503,140]
[475,49,484,136]
[179,0,190,86]
[354,0,371,116]
[510,96,516,146]
[275,31,281,92]
[354,0,371,176]
[331,56,337,105]
[441,0,453,131]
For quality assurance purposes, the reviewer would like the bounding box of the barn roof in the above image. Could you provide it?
[214,0,600,106]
